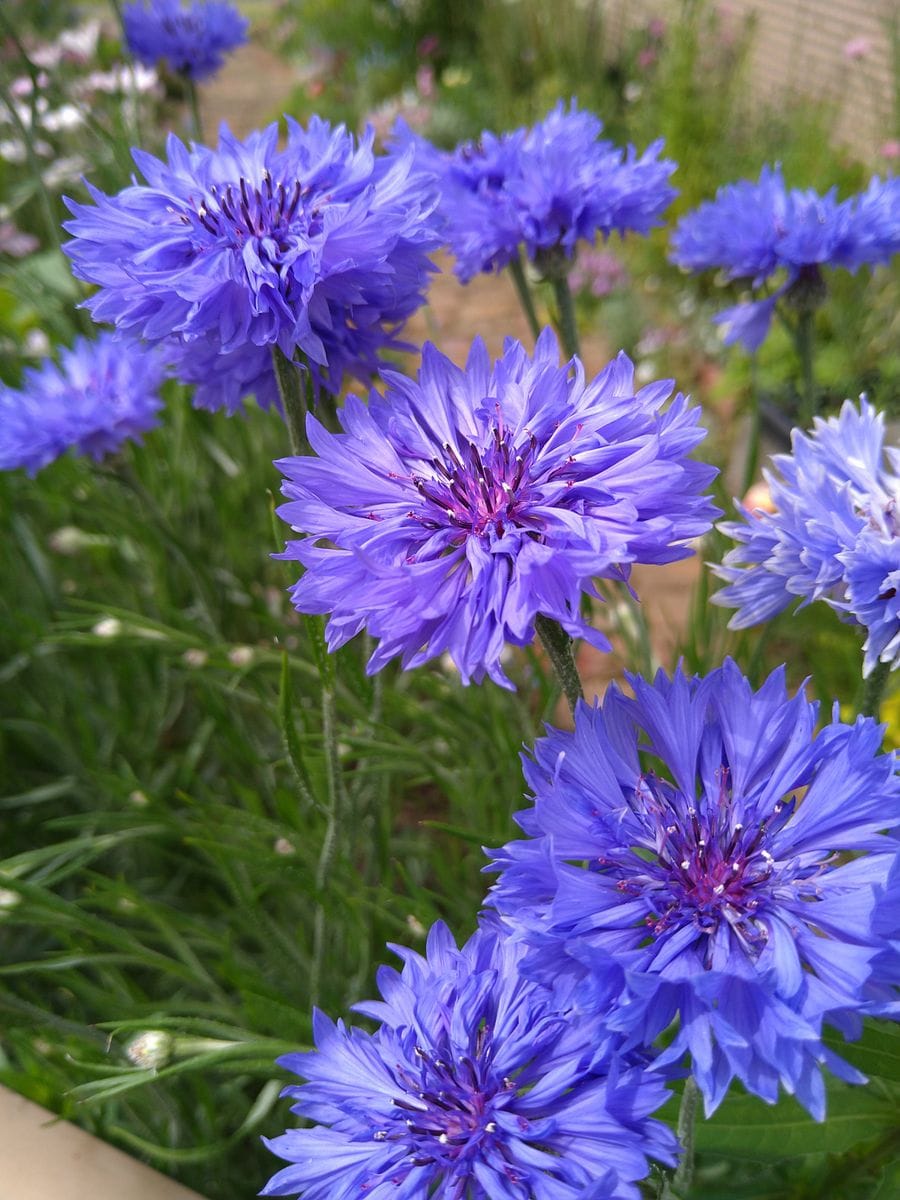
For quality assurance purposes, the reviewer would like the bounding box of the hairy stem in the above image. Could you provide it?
[740,356,762,496]
[670,1076,700,1198]
[795,307,817,428]
[507,251,543,342]
[310,680,344,1009]
[186,76,203,142]
[535,614,583,716]
[858,658,891,721]
[272,346,309,456]
[549,268,581,361]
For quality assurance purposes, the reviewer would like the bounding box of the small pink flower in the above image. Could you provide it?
[880,139,900,160]
[415,64,435,99]
[637,47,657,70]
[647,17,666,40]
[0,222,40,258]
[843,36,873,61]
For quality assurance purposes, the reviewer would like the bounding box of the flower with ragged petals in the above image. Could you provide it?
[0,333,164,475]
[487,660,900,1118]
[263,920,677,1200]
[64,119,440,413]
[401,101,676,283]
[122,0,248,82]
[670,165,900,350]
[275,329,718,688]
[714,398,900,676]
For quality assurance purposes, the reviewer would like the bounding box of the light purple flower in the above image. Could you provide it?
[276,329,717,688]
[714,399,900,676]
[671,166,900,349]
[401,101,676,283]
[64,119,440,413]
[263,920,677,1200]
[487,660,900,1117]
[122,0,248,82]
[0,333,164,475]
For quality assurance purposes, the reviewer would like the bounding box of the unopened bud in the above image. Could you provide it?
[125,1030,173,1069]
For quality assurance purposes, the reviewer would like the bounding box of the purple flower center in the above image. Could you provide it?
[604,771,810,962]
[191,170,307,250]
[411,426,542,543]
[369,1038,516,1185]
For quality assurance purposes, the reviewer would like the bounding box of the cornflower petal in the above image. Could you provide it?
[0,333,164,475]
[399,101,676,282]
[487,659,900,1116]
[122,0,248,82]
[276,330,718,686]
[263,920,676,1199]
[64,120,441,413]
[671,167,900,348]
[714,399,900,676]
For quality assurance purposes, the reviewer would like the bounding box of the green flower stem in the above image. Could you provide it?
[272,346,309,455]
[186,76,203,143]
[858,659,891,721]
[740,356,762,496]
[507,252,543,342]
[795,307,817,428]
[537,247,581,360]
[310,682,344,1008]
[535,614,583,716]
[549,268,581,361]
[668,1076,700,1198]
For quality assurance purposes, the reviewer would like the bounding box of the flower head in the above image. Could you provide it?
[64,119,440,413]
[276,329,717,687]
[714,399,900,676]
[0,333,164,475]
[488,660,900,1117]
[403,101,676,283]
[122,0,248,82]
[263,920,676,1200]
[670,166,900,350]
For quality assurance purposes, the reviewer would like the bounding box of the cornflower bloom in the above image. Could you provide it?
[403,100,676,283]
[122,0,248,82]
[714,399,900,677]
[488,660,900,1118]
[63,119,440,413]
[263,920,677,1200]
[670,165,900,350]
[0,333,164,475]
[276,329,717,688]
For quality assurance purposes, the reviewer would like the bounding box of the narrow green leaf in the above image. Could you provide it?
[303,613,334,687]
[278,650,316,809]
[420,819,493,847]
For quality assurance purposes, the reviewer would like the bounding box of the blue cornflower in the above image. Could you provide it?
[63,119,440,413]
[714,399,900,676]
[670,165,900,350]
[0,333,164,475]
[487,660,900,1118]
[122,0,248,82]
[275,329,718,688]
[263,920,677,1200]
[402,101,676,283]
